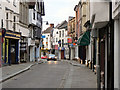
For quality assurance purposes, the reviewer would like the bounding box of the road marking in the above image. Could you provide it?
[63,66,74,88]
[58,68,70,88]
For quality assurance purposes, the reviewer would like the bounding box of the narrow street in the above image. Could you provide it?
[2,60,96,88]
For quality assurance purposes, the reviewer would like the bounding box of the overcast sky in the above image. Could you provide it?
[42,0,80,30]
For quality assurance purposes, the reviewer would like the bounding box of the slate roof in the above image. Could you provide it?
[56,20,68,30]
[42,27,53,34]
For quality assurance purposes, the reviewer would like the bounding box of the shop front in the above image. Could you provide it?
[77,31,90,64]
[20,36,28,63]
[58,47,65,60]
[55,45,58,58]
[2,30,21,65]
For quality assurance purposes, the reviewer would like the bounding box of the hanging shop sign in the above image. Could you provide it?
[41,35,46,38]
[73,43,76,46]
[68,38,72,43]
[70,44,74,47]
[20,42,27,51]
[55,45,58,50]
[28,38,35,46]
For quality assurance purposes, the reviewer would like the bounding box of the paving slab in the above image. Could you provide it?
[0,61,43,83]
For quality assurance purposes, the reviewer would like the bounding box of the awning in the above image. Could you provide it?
[77,31,90,46]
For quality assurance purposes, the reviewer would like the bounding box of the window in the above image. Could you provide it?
[13,0,16,7]
[6,0,10,3]
[56,38,58,42]
[6,13,8,29]
[56,32,58,34]
[13,16,16,31]
[6,13,8,19]
[62,30,64,37]
[1,19,3,28]
[62,39,64,47]
[59,31,61,37]
[37,2,40,10]
[33,10,35,20]
[60,40,61,47]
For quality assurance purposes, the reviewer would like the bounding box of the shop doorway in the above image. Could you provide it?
[61,50,64,59]
[10,39,18,64]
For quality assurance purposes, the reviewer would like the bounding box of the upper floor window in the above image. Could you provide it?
[56,38,58,42]
[6,0,10,3]
[62,30,64,37]
[13,0,16,7]
[59,31,61,37]
[6,13,8,19]
[33,10,35,20]
[1,19,3,28]
[62,39,64,47]
[37,2,40,10]
[13,16,16,31]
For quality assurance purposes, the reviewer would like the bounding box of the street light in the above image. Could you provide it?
[43,21,49,25]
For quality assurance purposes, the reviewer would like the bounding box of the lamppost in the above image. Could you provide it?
[43,21,49,25]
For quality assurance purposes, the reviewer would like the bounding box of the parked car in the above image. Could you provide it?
[47,54,57,61]
[41,55,47,59]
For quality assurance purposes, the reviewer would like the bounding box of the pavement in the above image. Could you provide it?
[0,61,43,83]
[65,60,86,67]
[61,60,97,88]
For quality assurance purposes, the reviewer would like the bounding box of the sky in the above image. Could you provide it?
[42,0,80,30]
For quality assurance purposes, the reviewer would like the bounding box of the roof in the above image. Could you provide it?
[68,16,75,21]
[42,27,53,34]
[56,20,68,30]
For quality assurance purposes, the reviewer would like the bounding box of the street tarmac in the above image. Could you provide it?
[2,60,97,88]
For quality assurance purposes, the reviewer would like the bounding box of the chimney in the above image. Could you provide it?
[50,24,54,28]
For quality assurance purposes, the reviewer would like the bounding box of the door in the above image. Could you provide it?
[61,50,64,59]
[100,39,105,89]
[11,39,17,64]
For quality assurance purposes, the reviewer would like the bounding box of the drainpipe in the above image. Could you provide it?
[96,28,101,90]
[107,2,114,89]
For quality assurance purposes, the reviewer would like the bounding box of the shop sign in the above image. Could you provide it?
[28,38,35,46]
[20,42,27,51]
[41,35,46,38]
[55,45,58,50]
[5,31,21,40]
[73,43,76,45]
[70,44,74,47]
[68,38,72,43]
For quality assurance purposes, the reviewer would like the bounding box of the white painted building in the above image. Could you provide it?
[0,0,21,65]
[28,0,44,62]
[42,33,51,50]
[42,24,54,53]
[112,0,120,89]
[0,0,19,31]
[55,21,68,60]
